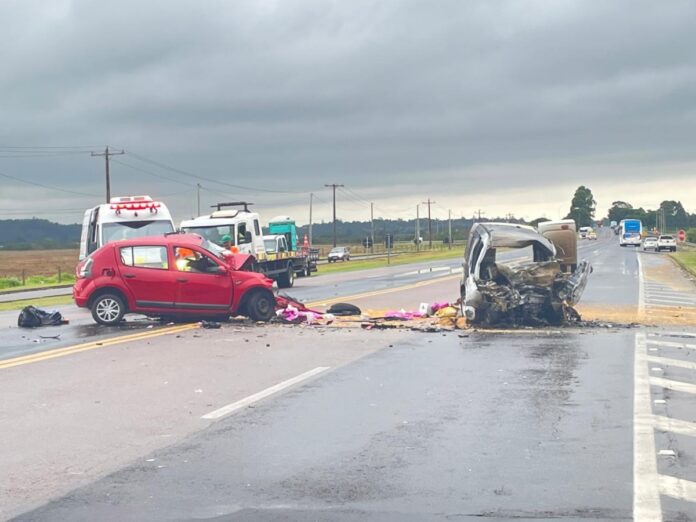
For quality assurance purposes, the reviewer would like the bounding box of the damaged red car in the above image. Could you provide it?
[73,233,276,325]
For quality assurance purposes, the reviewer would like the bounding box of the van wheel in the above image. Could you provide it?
[91,294,126,325]
[247,291,275,322]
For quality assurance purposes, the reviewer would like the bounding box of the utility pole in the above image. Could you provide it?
[196,183,201,215]
[422,198,435,248]
[475,209,485,221]
[91,146,124,202]
[448,209,452,249]
[370,202,374,254]
[309,193,314,245]
[416,204,420,252]
[325,184,344,247]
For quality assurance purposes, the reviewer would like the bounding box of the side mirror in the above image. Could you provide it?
[244,231,252,243]
[209,265,228,275]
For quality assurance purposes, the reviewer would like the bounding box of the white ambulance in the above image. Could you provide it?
[79,196,175,260]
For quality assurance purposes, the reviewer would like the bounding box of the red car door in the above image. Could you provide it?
[173,246,233,313]
[118,245,177,310]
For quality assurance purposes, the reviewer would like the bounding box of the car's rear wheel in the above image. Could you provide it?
[247,291,275,322]
[91,294,126,325]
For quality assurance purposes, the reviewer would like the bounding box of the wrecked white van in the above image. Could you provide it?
[460,223,591,326]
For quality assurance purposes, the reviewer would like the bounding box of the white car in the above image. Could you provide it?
[327,246,350,262]
[657,235,677,252]
[642,237,658,251]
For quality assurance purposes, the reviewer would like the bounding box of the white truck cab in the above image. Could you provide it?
[179,202,266,259]
[79,195,175,260]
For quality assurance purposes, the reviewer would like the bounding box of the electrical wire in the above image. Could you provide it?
[125,151,306,195]
[0,170,99,197]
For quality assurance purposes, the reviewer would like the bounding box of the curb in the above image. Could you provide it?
[0,284,74,296]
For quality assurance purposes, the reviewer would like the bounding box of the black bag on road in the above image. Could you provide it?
[17,306,66,328]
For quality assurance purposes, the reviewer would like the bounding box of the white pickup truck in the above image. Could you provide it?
[657,235,677,252]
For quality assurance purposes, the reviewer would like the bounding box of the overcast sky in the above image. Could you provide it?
[1,0,695,225]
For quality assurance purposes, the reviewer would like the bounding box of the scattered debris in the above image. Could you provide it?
[200,320,222,329]
[326,303,362,316]
[17,306,69,328]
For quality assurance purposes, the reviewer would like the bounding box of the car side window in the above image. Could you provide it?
[121,246,168,270]
[174,247,219,274]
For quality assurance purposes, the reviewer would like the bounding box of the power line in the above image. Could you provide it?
[0,170,99,197]
[111,158,196,187]
[126,151,304,195]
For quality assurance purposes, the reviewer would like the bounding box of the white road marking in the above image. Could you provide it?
[650,376,696,395]
[637,254,645,318]
[654,415,696,437]
[646,340,696,350]
[648,332,696,339]
[647,355,696,371]
[201,366,330,420]
[658,475,696,502]
[633,333,663,521]
[658,449,676,457]
[645,298,696,306]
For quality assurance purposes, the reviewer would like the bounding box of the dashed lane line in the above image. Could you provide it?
[646,339,696,350]
[201,366,330,420]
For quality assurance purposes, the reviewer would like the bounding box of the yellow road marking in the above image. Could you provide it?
[0,323,199,370]
[305,273,461,308]
[4,271,460,370]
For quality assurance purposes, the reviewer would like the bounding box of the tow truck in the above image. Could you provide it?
[79,195,175,260]
[179,202,316,288]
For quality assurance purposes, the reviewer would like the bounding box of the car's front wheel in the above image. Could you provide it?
[247,290,275,322]
[91,294,126,325]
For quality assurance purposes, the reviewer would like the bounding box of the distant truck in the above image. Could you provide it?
[619,219,643,247]
[79,195,175,260]
[180,202,316,288]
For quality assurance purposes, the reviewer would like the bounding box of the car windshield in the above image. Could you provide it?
[101,220,174,244]
[330,248,343,253]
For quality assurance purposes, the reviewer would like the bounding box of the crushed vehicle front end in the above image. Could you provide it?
[461,223,591,327]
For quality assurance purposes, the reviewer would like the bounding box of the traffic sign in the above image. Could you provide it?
[678,229,686,242]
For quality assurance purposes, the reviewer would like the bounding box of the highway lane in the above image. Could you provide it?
[5,231,696,520]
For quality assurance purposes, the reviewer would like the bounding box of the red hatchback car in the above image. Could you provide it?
[73,233,276,325]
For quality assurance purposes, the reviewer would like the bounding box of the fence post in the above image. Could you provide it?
[58,267,62,283]
[22,269,26,285]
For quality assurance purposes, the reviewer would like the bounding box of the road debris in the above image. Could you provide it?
[17,306,69,328]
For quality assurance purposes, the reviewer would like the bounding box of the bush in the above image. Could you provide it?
[0,277,23,290]
[687,228,696,243]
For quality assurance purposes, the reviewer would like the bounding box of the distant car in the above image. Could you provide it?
[642,237,658,251]
[657,235,677,252]
[587,230,597,240]
[327,246,350,262]
[73,233,276,325]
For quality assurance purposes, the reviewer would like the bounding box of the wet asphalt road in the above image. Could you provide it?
[7,231,696,521]
[16,330,636,521]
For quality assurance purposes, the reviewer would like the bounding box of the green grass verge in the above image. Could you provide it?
[0,295,75,312]
[670,251,696,278]
[315,248,462,276]
[0,274,76,291]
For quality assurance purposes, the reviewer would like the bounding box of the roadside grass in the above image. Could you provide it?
[0,274,76,291]
[671,251,696,278]
[315,248,462,276]
[0,295,74,312]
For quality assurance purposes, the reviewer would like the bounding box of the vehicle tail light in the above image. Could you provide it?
[78,258,93,279]
[561,225,569,230]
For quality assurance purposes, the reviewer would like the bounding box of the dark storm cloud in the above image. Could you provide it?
[1,0,696,220]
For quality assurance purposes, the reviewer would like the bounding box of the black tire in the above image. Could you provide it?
[91,293,126,325]
[277,264,295,288]
[247,290,275,322]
